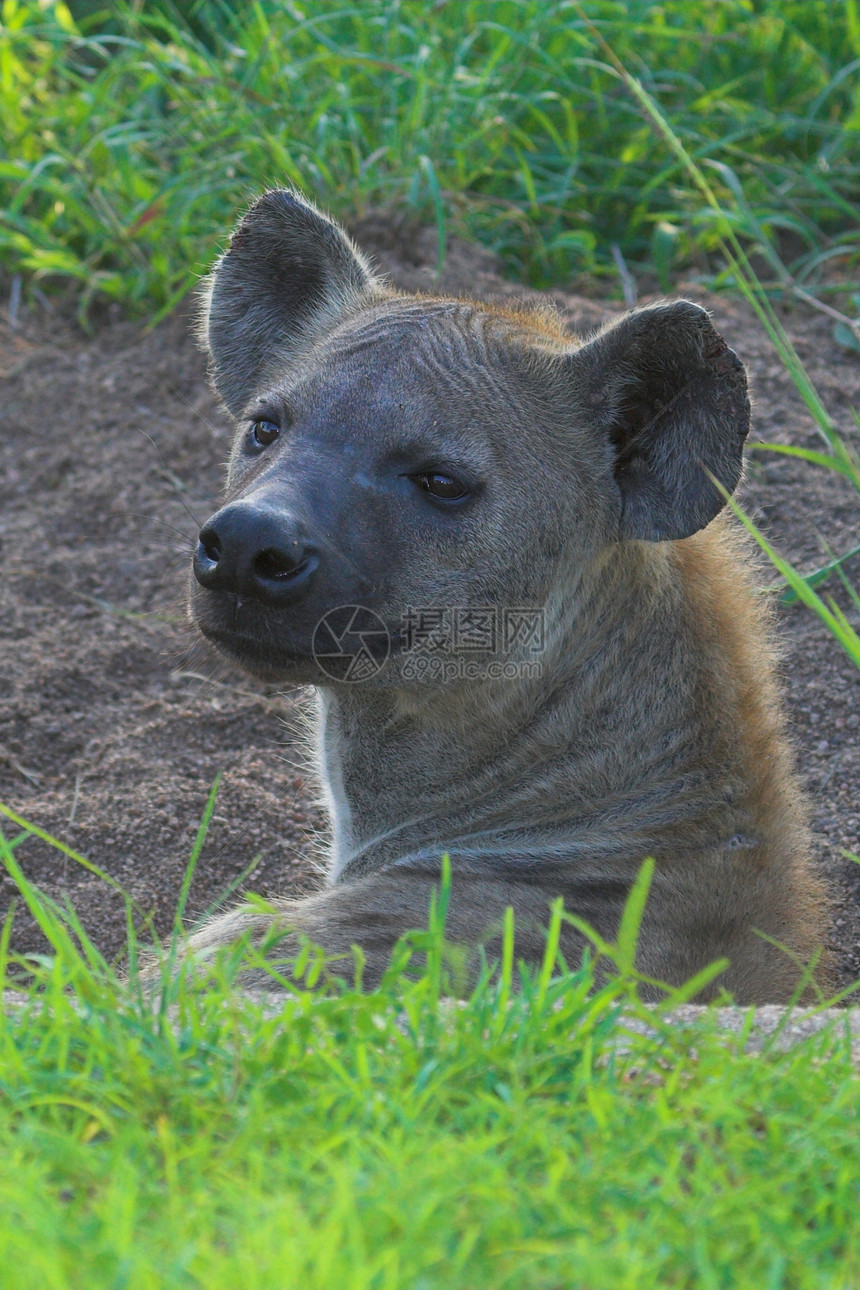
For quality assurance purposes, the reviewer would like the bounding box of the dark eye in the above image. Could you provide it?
[412,472,469,501]
[250,418,280,448]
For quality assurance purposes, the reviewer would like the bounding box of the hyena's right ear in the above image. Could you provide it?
[201,189,379,416]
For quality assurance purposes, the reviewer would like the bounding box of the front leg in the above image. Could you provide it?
[156,861,826,1004]
[178,869,580,991]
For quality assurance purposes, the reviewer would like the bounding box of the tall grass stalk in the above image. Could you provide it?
[571,7,860,659]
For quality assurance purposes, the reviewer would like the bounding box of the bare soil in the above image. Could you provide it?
[1,217,859,983]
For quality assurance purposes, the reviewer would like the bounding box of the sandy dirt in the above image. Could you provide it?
[1,216,858,982]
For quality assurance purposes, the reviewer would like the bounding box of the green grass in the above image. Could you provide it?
[1,0,859,319]
[1,818,860,1290]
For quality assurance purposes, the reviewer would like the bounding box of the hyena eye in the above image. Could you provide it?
[249,418,280,448]
[412,472,469,501]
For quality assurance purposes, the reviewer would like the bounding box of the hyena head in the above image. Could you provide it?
[192,189,749,685]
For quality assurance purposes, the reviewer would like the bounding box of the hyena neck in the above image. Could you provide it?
[316,521,798,882]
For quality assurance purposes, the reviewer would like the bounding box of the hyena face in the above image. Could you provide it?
[191,302,610,683]
[191,190,748,685]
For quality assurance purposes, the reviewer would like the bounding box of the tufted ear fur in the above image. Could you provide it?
[570,301,750,541]
[201,189,379,416]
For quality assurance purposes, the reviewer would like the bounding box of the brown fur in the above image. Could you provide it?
[173,189,831,1002]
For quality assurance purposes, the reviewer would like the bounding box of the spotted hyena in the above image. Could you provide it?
[179,189,830,1002]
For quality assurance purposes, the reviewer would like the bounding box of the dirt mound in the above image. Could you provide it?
[1,219,858,981]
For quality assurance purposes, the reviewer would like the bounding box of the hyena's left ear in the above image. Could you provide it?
[571,301,750,541]
[201,189,380,416]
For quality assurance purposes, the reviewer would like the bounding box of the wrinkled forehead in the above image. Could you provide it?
[323,298,511,373]
[256,299,540,423]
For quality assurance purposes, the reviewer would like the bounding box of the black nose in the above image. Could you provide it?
[193,502,319,605]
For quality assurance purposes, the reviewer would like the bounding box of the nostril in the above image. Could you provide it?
[253,546,305,581]
[198,527,221,563]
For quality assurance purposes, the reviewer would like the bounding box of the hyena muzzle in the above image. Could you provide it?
[181,188,831,1002]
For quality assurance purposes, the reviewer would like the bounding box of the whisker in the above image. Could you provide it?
[163,378,229,444]
[132,425,203,530]
[105,510,196,545]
